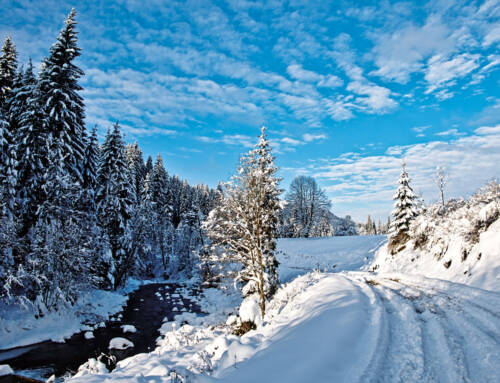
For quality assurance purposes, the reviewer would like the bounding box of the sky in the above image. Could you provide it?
[1,0,500,222]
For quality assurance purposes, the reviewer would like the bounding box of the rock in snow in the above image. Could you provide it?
[108,337,134,350]
[121,324,137,334]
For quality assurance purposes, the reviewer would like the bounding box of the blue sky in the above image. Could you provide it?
[2,0,500,221]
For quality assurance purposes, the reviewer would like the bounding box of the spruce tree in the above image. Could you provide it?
[0,37,18,217]
[389,162,418,251]
[96,123,134,289]
[145,155,153,176]
[204,127,281,319]
[125,142,146,205]
[38,9,86,182]
[0,36,18,107]
[149,154,172,271]
[16,63,49,238]
[82,126,99,194]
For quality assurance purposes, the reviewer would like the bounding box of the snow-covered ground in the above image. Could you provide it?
[0,279,152,350]
[371,218,500,291]
[64,234,500,382]
[277,235,386,281]
[70,270,500,383]
[0,289,127,350]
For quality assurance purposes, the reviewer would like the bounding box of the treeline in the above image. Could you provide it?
[0,11,217,313]
[279,175,357,237]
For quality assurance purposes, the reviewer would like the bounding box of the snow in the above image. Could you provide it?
[371,218,500,291]
[121,324,137,334]
[0,364,13,376]
[277,235,386,281]
[84,331,95,340]
[70,270,500,382]
[0,289,128,350]
[73,358,108,378]
[109,337,134,350]
[238,295,262,325]
[67,229,500,382]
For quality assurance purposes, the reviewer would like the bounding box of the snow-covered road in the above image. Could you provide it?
[209,272,500,383]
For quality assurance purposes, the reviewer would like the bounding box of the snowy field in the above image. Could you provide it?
[277,235,386,281]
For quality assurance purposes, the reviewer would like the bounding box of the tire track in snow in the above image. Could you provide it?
[348,275,426,383]
[346,274,500,382]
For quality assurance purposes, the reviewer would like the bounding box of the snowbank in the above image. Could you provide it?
[121,324,137,333]
[0,365,13,376]
[0,289,128,350]
[371,183,500,291]
[109,337,134,350]
[372,218,500,291]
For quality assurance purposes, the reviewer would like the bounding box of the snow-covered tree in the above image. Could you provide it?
[389,162,418,251]
[0,36,18,107]
[145,155,153,176]
[16,63,48,240]
[82,126,99,192]
[282,175,331,238]
[204,127,281,318]
[435,166,449,206]
[96,123,134,289]
[29,136,88,310]
[0,37,18,218]
[148,154,172,273]
[38,9,86,182]
[125,142,146,205]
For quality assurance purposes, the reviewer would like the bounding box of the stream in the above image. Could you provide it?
[0,283,204,381]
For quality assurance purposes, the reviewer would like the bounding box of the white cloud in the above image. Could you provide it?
[370,20,453,84]
[296,125,500,220]
[483,25,500,47]
[281,137,304,146]
[346,81,398,112]
[412,125,431,133]
[302,133,327,142]
[425,53,480,94]
[286,64,322,82]
[435,128,465,136]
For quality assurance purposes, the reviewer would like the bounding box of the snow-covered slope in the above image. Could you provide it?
[371,183,500,291]
[372,218,500,291]
[69,271,500,383]
[277,235,386,282]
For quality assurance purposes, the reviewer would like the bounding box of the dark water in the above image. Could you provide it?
[0,283,204,381]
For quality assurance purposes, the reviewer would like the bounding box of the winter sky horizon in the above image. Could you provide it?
[2,0,500,222]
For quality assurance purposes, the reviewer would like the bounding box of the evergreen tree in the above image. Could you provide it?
[125,142,146,205]
[145,155,153,176]
[30,136,88,310]
[0,37,18,217]
[82,126,99,194]
[38,9,85,182]
[96,123,134,289]
[16,64,48,239]
[204,127,281,318]
[389,162,418,251]
[149,154,172,272]
[0,36,18,107]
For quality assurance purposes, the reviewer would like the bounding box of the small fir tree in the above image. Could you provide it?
[388,162,418,252]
